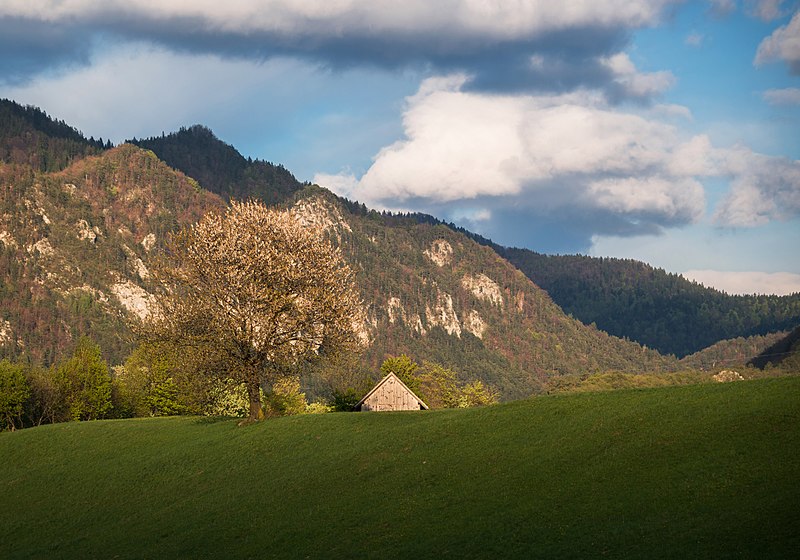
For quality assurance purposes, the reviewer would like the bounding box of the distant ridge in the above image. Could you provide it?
[0,99,109,172]
[499,248,800,358]
[131,126,302,206]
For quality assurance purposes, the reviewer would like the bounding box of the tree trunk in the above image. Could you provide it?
[246,380,264,422]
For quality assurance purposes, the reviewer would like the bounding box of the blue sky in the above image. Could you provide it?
[1,1,798,295]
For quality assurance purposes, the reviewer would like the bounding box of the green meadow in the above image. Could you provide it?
[2,377,798,559]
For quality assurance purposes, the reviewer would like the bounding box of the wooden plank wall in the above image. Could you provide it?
[362,376,420,411]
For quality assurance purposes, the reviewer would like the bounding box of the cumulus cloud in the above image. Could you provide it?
[755,11,800,73]
[713,149,800,227]
[316,75,800,248]
[316,75,714,246]
[763,86,800,105]
[601,53,676,100]
[0,0,681,97]
[683,270,800,295]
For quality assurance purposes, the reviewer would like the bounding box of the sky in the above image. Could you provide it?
[1,0,799,295]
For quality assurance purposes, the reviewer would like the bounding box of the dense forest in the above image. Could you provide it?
[499,249,800,358]
[0,99,109,172]
[131,126,302,206]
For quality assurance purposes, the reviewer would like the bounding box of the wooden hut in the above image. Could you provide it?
[355,372,428,412]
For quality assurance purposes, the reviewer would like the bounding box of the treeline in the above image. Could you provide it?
[501,249,800,358]
[0,339,501,432]
[0,337,340,432]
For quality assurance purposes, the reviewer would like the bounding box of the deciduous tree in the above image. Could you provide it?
[54,337,113,421]
[144,200,363,422]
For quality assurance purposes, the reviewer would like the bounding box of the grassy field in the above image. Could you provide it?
[2,377,799,559]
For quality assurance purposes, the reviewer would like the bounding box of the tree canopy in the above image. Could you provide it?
[144,200,364,422]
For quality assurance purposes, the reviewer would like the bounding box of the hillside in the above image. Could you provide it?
[679,331,788,371]
[500,248,800,358]
[132,128,677,396]
[749,325,800,371]
[3,99,787,400]
[2,378,798,559]
[0,143,225,364]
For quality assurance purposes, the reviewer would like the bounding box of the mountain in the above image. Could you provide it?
[0,139,224,365]
[499,248,800,358]
[0,99,108,172]
[1,100,686,398]
[133,129,679,397]
[131,125,303,205]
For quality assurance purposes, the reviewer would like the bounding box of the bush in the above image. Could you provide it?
[265,376,307,417]
[0,360,30,431]
[330,388,362,412]
[53,337,112,421]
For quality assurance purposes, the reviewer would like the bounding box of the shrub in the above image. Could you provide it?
[265,376,307,417]
[0,360,30,431]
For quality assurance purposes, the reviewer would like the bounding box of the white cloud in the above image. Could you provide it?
[685,32,705,47]
[683,270,800,295]
[601,52,676,98]
[713,148,800,227]
[746,0,786,21]
[763,87,800,105]
[708,0,737,17]
[317,75,800,240]
[755,11,800,73]
[588,177,704,222]
[319,75,709,232]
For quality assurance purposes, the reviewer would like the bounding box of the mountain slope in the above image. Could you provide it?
[0,143,225,364]
[133,126,678,396]
[1,102,682,398]
[500,248,800,358]
[302,191,675,397]
[749,325,800,371]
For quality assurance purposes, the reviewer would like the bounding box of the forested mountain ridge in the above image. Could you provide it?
[131,125,303,206]
[499,249,800,358]
[0,99,108,172]
[0,101,688,399]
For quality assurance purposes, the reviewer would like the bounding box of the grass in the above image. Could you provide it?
[2,377,799,559]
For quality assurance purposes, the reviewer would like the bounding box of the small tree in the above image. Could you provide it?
[143,200,363,422]
[23,365,61,426]
[0,360,30,431]
[54,337,113,421]
[417,361,461,409]
[115,345,188,417]
[380,354,421,393]
[458,380,500,407]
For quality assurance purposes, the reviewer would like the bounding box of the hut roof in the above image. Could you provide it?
[355,372,429,410]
